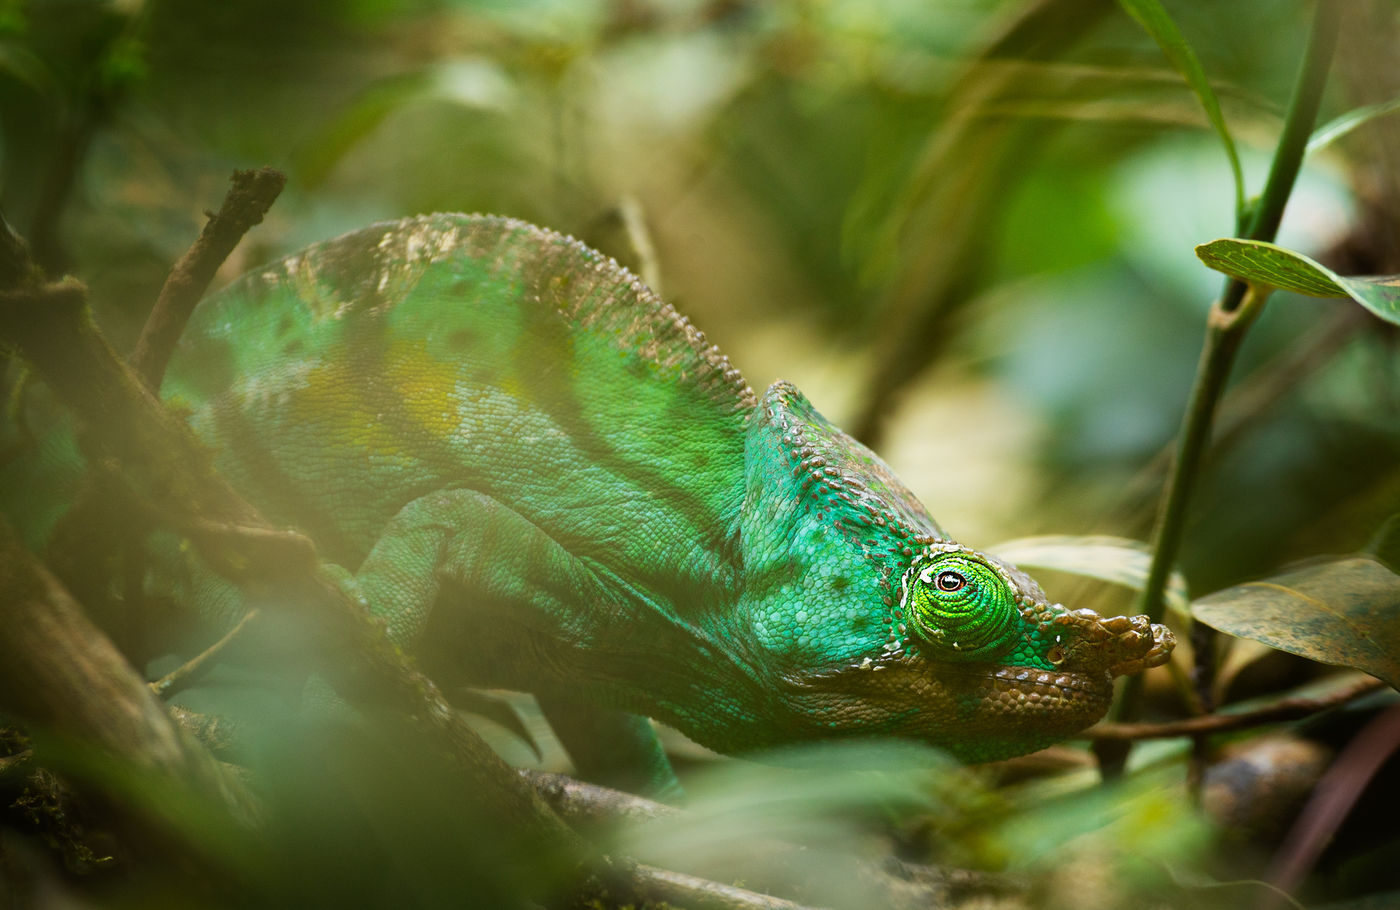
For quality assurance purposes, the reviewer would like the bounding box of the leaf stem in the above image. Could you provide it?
[1113,2,1342,733]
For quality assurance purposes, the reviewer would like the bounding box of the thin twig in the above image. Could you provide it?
[150,609,261,700]
[631,864,823,910]
[128,167,286,389]
[1261,701,1400,910]
[1088,676,1385,742]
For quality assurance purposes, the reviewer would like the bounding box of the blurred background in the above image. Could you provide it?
[5,0,1397,583]
[2,1,1399,907]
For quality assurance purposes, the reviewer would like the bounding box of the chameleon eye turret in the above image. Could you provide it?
[899,548,1021,660]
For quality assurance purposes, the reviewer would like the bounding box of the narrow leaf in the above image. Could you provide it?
[989,535,1190,620]
[1307,97,1400,156]
[1193,556,1400,690]
[1195,237,1400,325]
[1116,0,1245,218]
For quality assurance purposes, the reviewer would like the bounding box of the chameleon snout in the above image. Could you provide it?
[1050,608,1176,679]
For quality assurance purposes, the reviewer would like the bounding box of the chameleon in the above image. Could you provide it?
[4,213,1173,795]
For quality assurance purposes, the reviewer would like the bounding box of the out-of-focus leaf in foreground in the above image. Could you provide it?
[990,534,1190,620]
[989,766,1212,906]
[1195,237,1400,325]
[1192,556,1400,690]
[611,740,972,908]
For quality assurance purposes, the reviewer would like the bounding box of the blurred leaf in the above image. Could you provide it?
[1367,514,1400,572]
[98,33,148,95]
[32,729,260,871]
[989,534,1190,620]
[295,58,516,188]
[0,38,59,98]
[979,95,1211,129]
[617,740,960,880]
[1115,0,1245,218]
[1194,237,1400,325]
[991,765,1210,890]
[1307,97,1400,155]
[1192,556,1400,689]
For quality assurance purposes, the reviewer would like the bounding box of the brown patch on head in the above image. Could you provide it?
[777,652,1118,762]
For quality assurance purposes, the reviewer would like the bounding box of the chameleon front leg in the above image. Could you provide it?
[342,488,682,799]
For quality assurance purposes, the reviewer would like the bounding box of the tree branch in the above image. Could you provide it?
[631,864,821,910]
[0,518,257,826]
[1087,676,1385,742]
[128,167,286,389]
[0,269,596,902]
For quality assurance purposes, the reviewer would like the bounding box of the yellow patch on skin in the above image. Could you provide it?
[290,341,464,454]
[389,342,465,440]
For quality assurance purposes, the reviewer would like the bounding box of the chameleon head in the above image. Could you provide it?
[778,541,1175,762]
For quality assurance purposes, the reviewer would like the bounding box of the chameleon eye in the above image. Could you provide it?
[900,553,1020,660]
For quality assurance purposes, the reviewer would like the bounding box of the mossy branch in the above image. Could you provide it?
[0,517,259,828]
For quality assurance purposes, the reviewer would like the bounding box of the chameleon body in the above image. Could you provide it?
[12,214,1174,785]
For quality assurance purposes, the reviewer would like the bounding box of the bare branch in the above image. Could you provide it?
[0,518,257,825]
[151,609,261,700]
[631,864,822,910]
[1086,676,1386,742]
[128,167,286,389]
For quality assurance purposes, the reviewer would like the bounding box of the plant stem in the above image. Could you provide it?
[1111,1,1342,733]
[1220,0,1343,310]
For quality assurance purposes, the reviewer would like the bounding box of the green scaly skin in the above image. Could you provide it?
[6,214,1173,786]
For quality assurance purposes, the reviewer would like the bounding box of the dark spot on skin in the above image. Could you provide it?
[283,339,305,357]
[278,315,295,336]
[447,328,475,350]
[831,576,850,591]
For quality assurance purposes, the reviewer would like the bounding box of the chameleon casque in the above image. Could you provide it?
[9,214,1174,794]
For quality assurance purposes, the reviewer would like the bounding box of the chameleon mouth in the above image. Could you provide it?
[777,652,1121,761]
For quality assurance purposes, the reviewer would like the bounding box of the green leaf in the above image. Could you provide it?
[1194,237,1400,325]
[1307,97,1400,156]
[1116,0,1245,219]
[988,535,1190,621]
[1192,556,1400,690]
